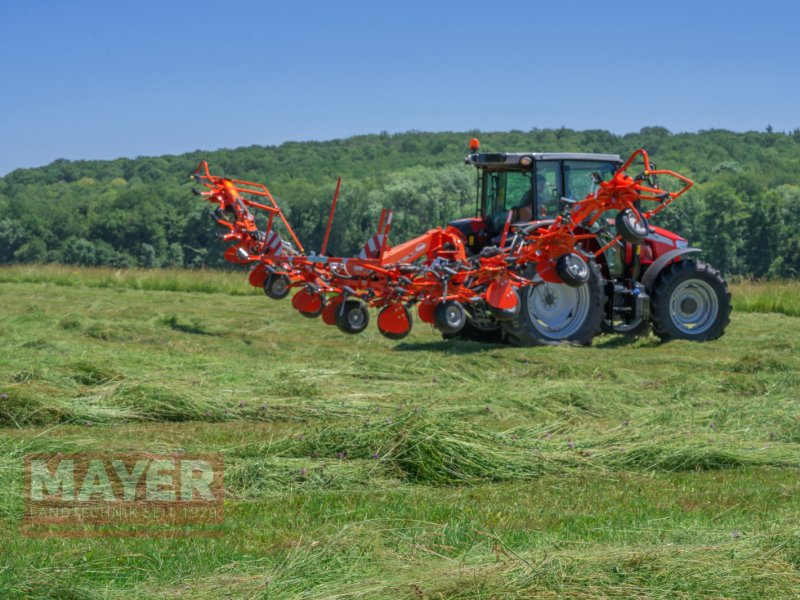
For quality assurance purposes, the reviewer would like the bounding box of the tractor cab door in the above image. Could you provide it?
[533,161,562,219]
[481,169,534,232]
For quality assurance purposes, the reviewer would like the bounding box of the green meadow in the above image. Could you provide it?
[2,265,800,598]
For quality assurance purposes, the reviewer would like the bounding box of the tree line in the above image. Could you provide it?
[1,126,800,277]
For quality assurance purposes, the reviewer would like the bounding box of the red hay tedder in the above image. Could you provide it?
[191,140,731,346]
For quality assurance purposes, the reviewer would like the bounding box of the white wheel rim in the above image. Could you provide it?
[445,305,463,327]
[624,210,646,235]
[669,279,719,334]
[527,282,590,339]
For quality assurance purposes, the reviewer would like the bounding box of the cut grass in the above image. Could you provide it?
[2,266,800,598]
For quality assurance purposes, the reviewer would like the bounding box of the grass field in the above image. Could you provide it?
[2,265,800,598]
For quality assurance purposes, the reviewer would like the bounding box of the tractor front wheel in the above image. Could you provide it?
[501,260,606,346]
[650,260,731,341]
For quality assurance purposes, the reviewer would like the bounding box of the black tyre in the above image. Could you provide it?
[555,253,590,287]
[264,274,291,300]
[650,260,731,341]
[335,300,370,335]
[434,300,467,334]
[501,260,606,346]
[615,208,648,244]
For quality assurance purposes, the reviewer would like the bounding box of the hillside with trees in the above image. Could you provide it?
[2,127,800,276]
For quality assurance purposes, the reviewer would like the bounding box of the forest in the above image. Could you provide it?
[1,126,799,277]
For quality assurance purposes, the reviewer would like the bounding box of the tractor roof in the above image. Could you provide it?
[466,152,622,168]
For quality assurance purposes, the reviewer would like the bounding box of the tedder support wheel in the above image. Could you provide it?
[650,260,731,341]
[555,253,590,287]
[264,274,291,300]
[335,299,370,335]
[434,300,467,334]
[501,260,606,346]
[615,208,648,244]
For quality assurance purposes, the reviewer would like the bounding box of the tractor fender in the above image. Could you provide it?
[641,247,702,293]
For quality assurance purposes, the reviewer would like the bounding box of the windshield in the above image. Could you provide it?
[563,160,618,200]
[481,170,533,229]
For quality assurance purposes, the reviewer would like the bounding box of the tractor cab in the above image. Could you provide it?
[448,146,621,253]
[470,151,622,229]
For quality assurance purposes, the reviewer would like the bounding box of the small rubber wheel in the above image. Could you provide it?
[434,300,467,334]
[335,300,370,335]
[264,274,291,300]
[615,208,648,244]
[555,253,590,287]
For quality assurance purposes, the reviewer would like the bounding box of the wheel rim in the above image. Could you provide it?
[624,210,646,236]
[558,254,589,284]
[445,305,463,327]
[347,306,366,328]
[668,279,719,334]
[527,282,590,339]
[270,277,288,296]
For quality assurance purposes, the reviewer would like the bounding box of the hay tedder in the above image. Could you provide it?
[190,140,731,345]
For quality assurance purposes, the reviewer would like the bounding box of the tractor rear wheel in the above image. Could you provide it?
[501,260,606,346]
[650,260,731,341]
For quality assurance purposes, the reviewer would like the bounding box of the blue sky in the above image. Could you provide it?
[1,0,798,175]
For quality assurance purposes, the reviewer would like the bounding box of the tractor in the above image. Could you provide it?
[444,142,732,345]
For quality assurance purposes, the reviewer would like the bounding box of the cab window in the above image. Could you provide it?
[534,161,562,218]
[482,170,533,229]
[563,160,617,200]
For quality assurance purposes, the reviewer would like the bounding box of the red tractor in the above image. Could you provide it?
[445,143,731,345]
